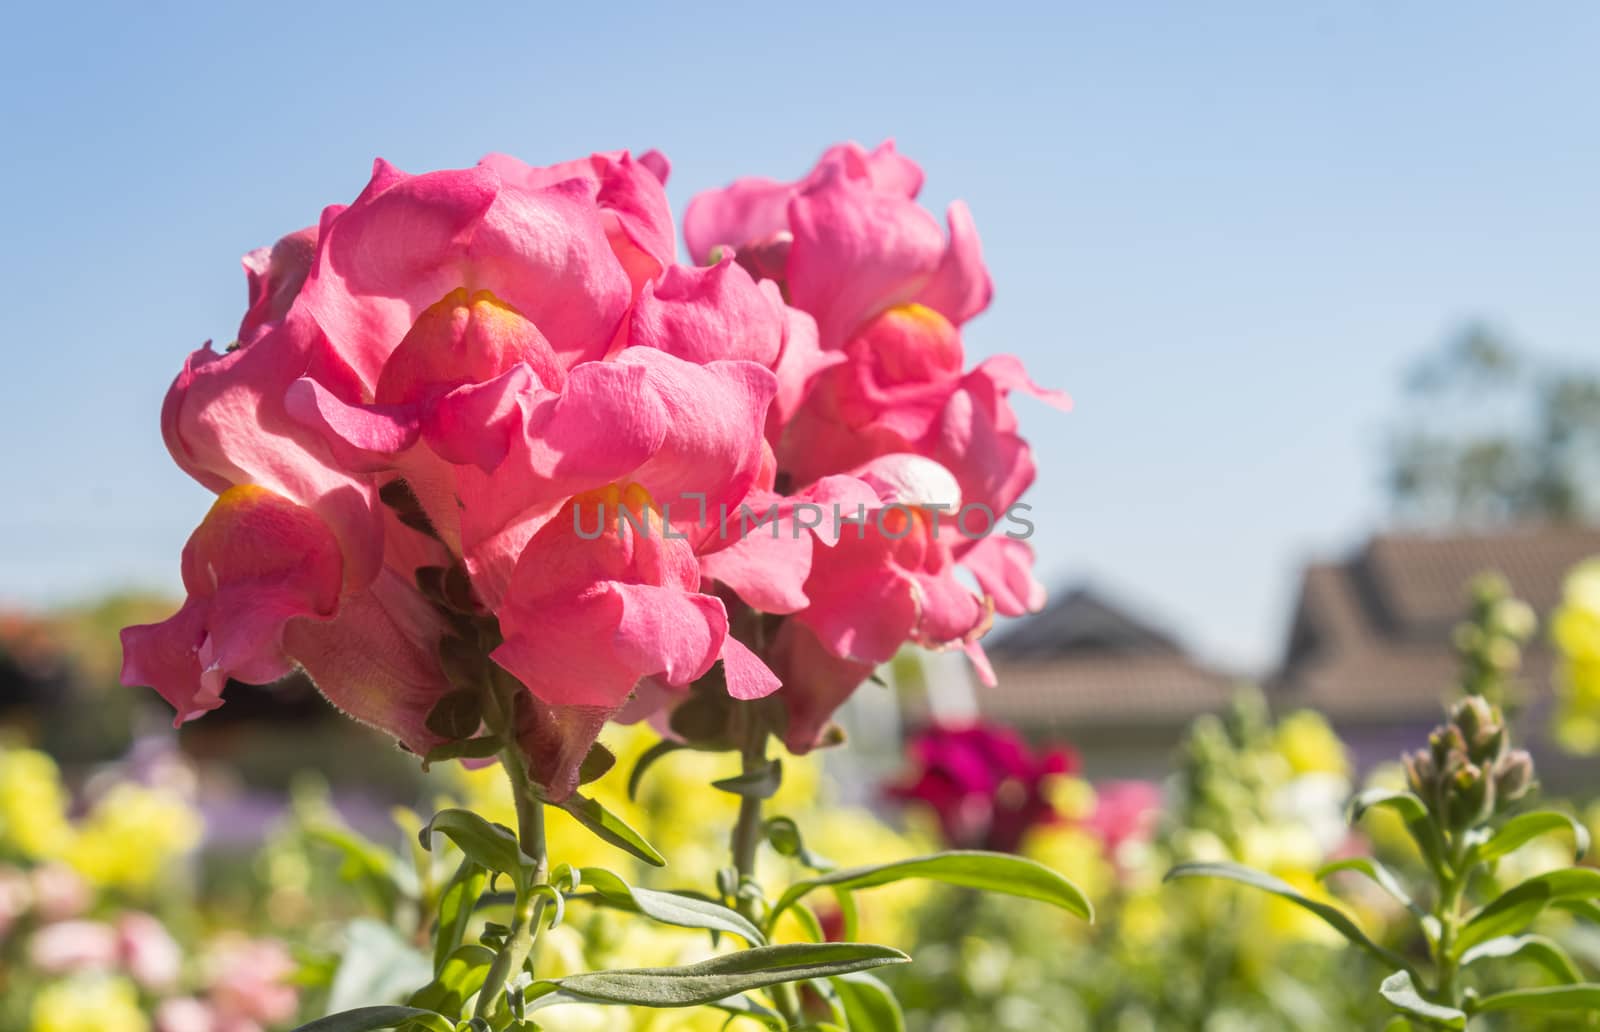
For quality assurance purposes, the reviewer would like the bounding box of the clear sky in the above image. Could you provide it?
[3,2,1597,670]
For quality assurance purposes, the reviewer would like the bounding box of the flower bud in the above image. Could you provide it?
[1450,696,1506,764]
[1445,761,1492,828]
[1492,749,1535,806]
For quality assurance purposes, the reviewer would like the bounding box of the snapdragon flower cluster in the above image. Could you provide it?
[121,141,1063,798]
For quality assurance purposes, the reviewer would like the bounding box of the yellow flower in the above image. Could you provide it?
[30,976,149,1032]
[1274,711,1348,778]
[1022,823,1114,906]
[1553,559,1600,754]
[0,747,76,860]
[65,783,202,891]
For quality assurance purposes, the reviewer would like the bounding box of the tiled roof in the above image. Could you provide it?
[980,654,1238,728]
[1275,525,1598,718]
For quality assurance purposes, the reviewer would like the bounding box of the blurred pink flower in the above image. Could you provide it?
[30,863,91,921]
[1085,780,1163,857]
[207,937,299,1027]
[118,911,184,991]
[156,997,217,1032]
[28,919,120,974]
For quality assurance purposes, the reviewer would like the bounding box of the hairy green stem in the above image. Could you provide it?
[728,704,804,1026]
[1433,836,1468,1009]
[475,741,551,1020]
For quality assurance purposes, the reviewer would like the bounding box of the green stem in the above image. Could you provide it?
[728,703,804,1026]
[1433,835,1468,1009]
[475,741,551,1020]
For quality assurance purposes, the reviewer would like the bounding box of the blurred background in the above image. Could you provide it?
[2,4,1598,1030]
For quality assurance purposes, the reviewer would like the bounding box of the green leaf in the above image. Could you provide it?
[1457,867,1600,956]
[578,742,617,785]
[1470,984,1600,1015]
[554,792,665,867]
[1166,862,1412,974]
[1377,971,1465,1029]
[1469,811,1591,866]
[1349,789,1447,874]
[708,994,785,1029]
[1459,934,1583,984]
[833,972,905,1032]
[579,867,765,944]
[627,739,685,801]
[408,944,495,1015]
[425,690,483,740]
[525,942,908,1010]
[290,1008,451,1032]
[418,809,532,882]
[1316,857,1426,920]
[765,817,836,872]
[773,851,1092,924]
[432,859,488,973]
[421,736,502,771]
[712,759,783,800]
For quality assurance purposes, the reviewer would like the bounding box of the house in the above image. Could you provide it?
[972,587,1240,778]
[1271,526,1600,782]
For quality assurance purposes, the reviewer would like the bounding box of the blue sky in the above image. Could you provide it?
[2,2,1597,669]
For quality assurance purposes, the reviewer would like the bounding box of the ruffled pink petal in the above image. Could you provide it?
[493,584,724,710]
[795,531,921,665]
[700,516,814,613]
[786,174,948,351]
[477,150,675,297]
[612,349,777,547]
[719,635,781,701]
[283,378,419,470]
[913,202,994,327]
[239,225,320,343]
[682,140,923,264]
[769,621,876,754]
[959,535,1048,617]
[302,160,630,386]
[160,314,382,589]
[454,361,672,603]
[628,259,784,368]
[283,568,454,756]
[122,487,345,723]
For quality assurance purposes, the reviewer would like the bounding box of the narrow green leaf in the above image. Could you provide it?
[1457,867,1600,956]
[1377,971,1465,1029]
[773,851,1092,924]
[525,942,909,1010]
[420,736,501,771]
[1349,790,1447,874]
[579,867,765,944]
[418,808,532,881]
[409,944,495,1015]
[708,994,784,1029]
[432,859,488,973]
[833,972,906,1032]
[1167,861,1412,975]
[1469,811,1591,866]
[578,742,617,786]
[554,792,665,867]
[1470,984,1600,1014]
[1316,857,1426,920]
[1555,898,1600,924]
[290,1006,450,1032]
[627,739,685,801]
[1459,934,1583,984]
[765,816,836,872]
[712,759,783,800]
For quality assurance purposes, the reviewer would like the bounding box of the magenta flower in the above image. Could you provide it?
[888,721,1079,853]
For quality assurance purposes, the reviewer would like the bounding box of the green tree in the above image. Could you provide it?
[1387,322,1600,526]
